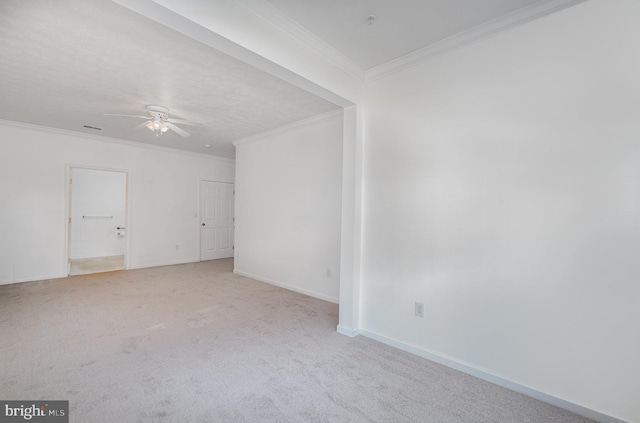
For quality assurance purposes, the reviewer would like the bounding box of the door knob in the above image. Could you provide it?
[202,223,205,226]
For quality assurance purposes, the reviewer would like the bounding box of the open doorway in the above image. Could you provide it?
[67,167,128,275]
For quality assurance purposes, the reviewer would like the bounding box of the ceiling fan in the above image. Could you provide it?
[106,105,200,137]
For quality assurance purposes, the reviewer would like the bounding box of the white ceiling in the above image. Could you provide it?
[261,0,577,70]
[0,0,583,158]
[0,0,339,159]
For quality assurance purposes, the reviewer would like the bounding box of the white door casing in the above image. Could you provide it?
[200,181,234,260]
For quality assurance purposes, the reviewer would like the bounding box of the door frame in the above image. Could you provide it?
[198,178,235,262]
[64,164,131,275]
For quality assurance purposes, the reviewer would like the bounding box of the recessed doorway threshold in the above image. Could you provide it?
[70,255,124,276]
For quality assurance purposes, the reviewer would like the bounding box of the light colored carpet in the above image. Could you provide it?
[0,259,593,423]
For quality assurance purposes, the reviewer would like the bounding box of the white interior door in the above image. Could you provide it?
[200,181,234,261]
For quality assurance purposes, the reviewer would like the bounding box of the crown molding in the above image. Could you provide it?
[0,119,236,164]
[233,108,343,147]
[233,0,365,82]
[365,0,588,83]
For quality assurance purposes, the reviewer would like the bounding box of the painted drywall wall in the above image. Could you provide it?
[361,1,639,422]
[70,168,127,259]
[0,121,234,284]
[234,111,343,303]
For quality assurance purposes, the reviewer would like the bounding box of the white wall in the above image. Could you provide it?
[0,121,234,284]
[70,168,127,259]
[361,1,639,422]
[234,111,343,303]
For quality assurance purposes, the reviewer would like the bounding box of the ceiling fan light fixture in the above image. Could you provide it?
[108,105,196,138]
[145,118,169,135]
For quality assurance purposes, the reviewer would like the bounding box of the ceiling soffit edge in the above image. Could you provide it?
[233,0,365,82]
[365,0,589,83]
[111,0,356,107]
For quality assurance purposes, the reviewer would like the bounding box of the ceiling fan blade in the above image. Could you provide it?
[133,122,149,130]
[105,113,149,119]
[164,122,191,138]
[166,118,202,127]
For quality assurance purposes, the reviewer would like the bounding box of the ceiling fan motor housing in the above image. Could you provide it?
[146,105,169,121]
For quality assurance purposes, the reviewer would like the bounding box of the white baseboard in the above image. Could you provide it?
[0,259,199,286]
[336,324,360,337]
[71,253,124,260]
[233,269,339,304]
[0,273,67,286]
[127,258,199,270]
[359,328,628,423]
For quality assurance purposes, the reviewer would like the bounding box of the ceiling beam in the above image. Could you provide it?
[110,0,361,107]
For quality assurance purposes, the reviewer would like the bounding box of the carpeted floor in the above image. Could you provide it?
[0,259,593,422]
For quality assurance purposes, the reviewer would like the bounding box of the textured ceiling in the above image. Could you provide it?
[0,0,339,159]
[263,0,566,70]
[0,0,583,159]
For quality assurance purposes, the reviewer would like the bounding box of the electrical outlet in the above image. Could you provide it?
[326,268,331,278]
[415,302,424,318]
[175,244,180,250]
